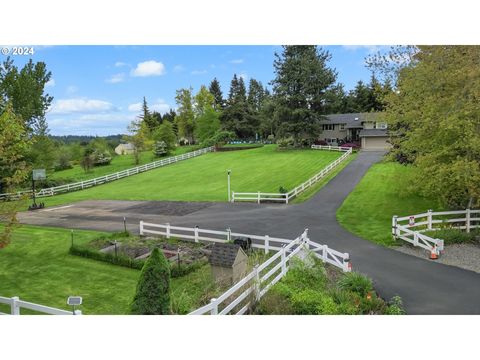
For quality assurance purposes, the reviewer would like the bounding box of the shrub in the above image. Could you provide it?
[131,248,171,315]
[277,137,294,149]
[384,296,406,315]
[338,272,373,297]
[425,228,479,245]
[291,289,339,315]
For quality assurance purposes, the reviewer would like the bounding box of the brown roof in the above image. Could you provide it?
[209,243,244,267]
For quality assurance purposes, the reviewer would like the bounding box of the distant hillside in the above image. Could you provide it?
[49,134,126,145]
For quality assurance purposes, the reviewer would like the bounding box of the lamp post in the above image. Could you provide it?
[227,169,232,202]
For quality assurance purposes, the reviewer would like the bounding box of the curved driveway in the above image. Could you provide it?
[19,151,480,314]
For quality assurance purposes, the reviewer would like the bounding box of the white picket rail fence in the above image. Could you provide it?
[140,221,292,253]
[0,146,214,201]
[140,221,351,315]
[392,209,480,255]
[0,296,81,315]
[232,145,353,204]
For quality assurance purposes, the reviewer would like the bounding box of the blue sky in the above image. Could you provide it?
[4,45,384,136]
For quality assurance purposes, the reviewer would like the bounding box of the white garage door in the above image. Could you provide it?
[362,137,391,150]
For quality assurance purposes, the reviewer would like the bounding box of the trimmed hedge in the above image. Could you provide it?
[69,244,206,278]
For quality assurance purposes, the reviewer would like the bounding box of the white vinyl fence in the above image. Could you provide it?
[232,145,353,204]
[0,147,214,201]
[0,296,81,315]
[392,209,480,255]
[140,221,351,315]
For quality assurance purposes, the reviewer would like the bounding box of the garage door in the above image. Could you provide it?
[362,137,391,150]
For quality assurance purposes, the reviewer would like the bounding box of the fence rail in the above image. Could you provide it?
[140,221,351,315]
[0,147,214,201]
[392,209,480,255]
[0,296,80,315]
[232,145,353,204]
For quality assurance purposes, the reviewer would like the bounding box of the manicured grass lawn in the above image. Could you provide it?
[42,145,343,207]
[49,145,199,182]
[336,162,442,246]
[0,225,215,314]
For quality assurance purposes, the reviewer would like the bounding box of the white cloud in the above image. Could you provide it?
[131,60,166,77]
[106,73,125,83]
[128,99,170,113]
[173,64,185,72]
[49,98,114,114]
[66,85,78,95]
[230,59,244,64]
[114,61,128,67]
[342,45,386,53]
[45,79,55,87]
[191,69,207,75]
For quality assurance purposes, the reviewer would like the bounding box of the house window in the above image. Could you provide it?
[339,123,346,130]
[322,124,334,131]
[378,122,387,129]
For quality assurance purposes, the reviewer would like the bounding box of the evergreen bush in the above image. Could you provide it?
[130,248,171,315]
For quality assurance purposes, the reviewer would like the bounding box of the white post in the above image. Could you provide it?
[264,235,269,254]
[281,246,287,275]
[466,209,471,233]
[427,209,433,230]
[285,193,289,204]
[139,221,144,236]
[227,227,231,242]
[392,215,398,238]
[413,232,418,246]
[210,298,218,315]
[343,253,351,272]
[257,191,260,204]
[74,310,82,315]
[11,296,20,315]
[194,226,199,243]
[322,245,328,262]
[254,265,261,301]
[232,191,235,203]
[166,223,171,239]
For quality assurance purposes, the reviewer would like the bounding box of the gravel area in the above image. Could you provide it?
[394,243,480,274]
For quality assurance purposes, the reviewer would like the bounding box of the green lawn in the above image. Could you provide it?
[0,225,216,315]
[41,145,344,207]
[49,145,199,183]
[336,162,442,246]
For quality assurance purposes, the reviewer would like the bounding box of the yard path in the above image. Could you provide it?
[18,151,480,314]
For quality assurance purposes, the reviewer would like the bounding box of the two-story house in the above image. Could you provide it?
[318,112,391,150]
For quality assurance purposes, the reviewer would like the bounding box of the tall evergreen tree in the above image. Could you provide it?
[208,78,224,110]
[324,83,349,114]
[271,45,337,146]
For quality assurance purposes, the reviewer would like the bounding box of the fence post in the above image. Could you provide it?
[11,296,20,315]
[413,232,418,246]
[257,191,260,204]
[427,209,433,230]
[264,235,269,254]
[343,253,351,272]
[166,223,171,239]
[392,215,398,238]
[285,193,289,204]
[194,226,199,243]
[254,265,261,302]
[232,191,235,203]
[466,208,471,233]
[227,227,231,242]
[139,221,144,236]
[210,298,218,315]
[281,245,287,275]
[322,245,328,262]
